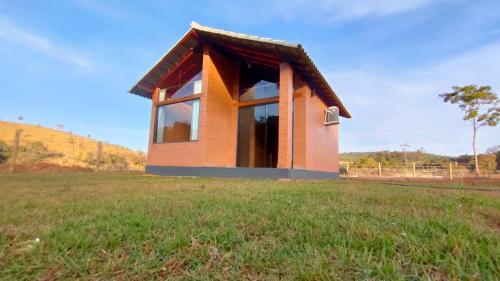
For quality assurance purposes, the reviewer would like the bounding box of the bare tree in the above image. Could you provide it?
[400,143,410,166]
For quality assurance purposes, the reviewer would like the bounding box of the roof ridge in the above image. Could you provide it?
[190,21,299,48]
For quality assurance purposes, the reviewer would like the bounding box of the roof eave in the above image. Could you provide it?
[128,27,197,98]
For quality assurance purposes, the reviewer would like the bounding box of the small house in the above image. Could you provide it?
[129,22,350,179]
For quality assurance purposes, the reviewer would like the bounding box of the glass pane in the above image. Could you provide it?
[190,100,200,141]
[159,52,203,100]
[170,71,202,99]
[237,103,279,168]
[158,88,167,102]
[240,80,279,102]
[265,103,279,168]
[193,79,202,95]
[156,107,165,143]
[155,99,200,143]
[239,64,279,102]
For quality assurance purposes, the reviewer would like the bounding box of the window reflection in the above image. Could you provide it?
[158,52,203,101]
[155,99,200,143]
[239,63,279,102]
[170,71,202,99]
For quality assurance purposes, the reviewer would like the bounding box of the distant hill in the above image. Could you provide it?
[0,121,145,171]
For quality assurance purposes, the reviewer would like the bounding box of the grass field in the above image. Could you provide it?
[0,173,499,280]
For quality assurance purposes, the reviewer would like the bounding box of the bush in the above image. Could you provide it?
[17,141,62,164]
[0,140,11,163]
[476,154,497,172]
[104,153,129,171]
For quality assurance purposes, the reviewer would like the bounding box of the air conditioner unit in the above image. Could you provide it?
[324,106,339,126]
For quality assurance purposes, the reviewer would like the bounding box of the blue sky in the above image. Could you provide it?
[1,0,499,156]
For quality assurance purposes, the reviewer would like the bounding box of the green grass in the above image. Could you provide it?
[0,173,499,280]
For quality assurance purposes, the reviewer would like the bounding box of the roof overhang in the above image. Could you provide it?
[129,22,351,118]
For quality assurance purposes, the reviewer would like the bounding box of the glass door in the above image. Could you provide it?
[237,103,279,168]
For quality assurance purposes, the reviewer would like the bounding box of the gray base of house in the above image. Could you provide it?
[146,165,339,180]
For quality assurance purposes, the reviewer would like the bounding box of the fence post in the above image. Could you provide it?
[96,141,103,172]
[449,162,453,180]
[346,162,349,178]
[8,129,22,173]
[413,162,416,177]
[378,162,382,177]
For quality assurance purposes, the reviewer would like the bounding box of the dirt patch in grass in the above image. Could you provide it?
[477,207,500,231]
[39,266,61,281]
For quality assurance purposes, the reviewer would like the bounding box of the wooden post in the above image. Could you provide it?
[346,162,350,178]
[8,129,22,173]
[413,162,416,178]
[378,162,382,177]
[96,141,103,171]
[449,162,453,180]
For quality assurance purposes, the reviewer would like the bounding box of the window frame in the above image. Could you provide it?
[153,90,201,144]
[155,93,201,107]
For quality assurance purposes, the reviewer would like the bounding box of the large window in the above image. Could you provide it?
[239,63,279,102]
[158,52,203,102]
[159,71,202,101]
[154,51,202,143]
[155,99,200,143]
[237,103,279,168]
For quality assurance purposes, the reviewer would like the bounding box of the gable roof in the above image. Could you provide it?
[129,22,351,118]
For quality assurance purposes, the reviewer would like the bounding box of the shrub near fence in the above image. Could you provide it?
[341,162,500,179]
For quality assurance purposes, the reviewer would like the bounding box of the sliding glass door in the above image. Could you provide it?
[237,103,279,168]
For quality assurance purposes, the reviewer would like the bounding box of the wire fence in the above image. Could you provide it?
[2,128,146,173]
[340,162,500,179]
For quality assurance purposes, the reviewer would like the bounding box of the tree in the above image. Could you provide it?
[486,145,500,170]
[497,151,500,170]
[400,143,410,165]
[356,156,378,168]
[486,144,500,154]
[0,140,10,163]
[476,154,497,173]
[439,85,499,174]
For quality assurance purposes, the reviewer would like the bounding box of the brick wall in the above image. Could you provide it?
[292,84,307,169]
[304,89,339,172]
[292,78,339,173]
[202,47,238,166]
[277,63,293,168]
